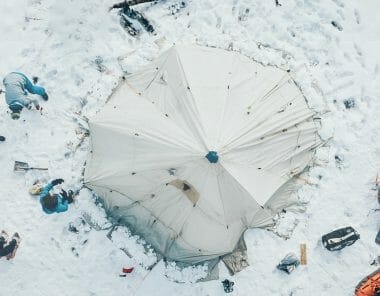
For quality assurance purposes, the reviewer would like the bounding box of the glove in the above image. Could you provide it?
[35,104,40,110]
[51,178,64,186]
[42,93,48,101]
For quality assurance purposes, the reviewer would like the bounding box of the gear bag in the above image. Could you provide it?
[322,226,360,251]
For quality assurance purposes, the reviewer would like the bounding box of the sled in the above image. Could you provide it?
[14,161,48,172]
[355,268,380,296]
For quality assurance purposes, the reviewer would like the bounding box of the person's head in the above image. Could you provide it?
[9,103,23,120]
[42,194,58,211]
[11,111,21,120]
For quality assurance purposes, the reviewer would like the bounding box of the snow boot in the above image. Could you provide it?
[6,232,20,260]
[0,230,9,244]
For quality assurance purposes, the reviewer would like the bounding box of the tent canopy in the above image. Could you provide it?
[84,45,321,265]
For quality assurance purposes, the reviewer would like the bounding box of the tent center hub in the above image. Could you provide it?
[205,151,219,163]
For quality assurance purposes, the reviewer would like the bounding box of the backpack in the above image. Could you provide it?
[276,253,300,274]
[322,226,360,251]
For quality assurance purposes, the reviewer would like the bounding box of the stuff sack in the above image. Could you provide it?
[322,226,360,251]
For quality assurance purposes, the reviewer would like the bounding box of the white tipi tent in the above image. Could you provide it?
[84,45,321,268]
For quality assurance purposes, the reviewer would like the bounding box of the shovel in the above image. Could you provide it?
[14,161,48,171]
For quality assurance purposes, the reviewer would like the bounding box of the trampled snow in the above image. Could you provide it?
[0,0,379,295]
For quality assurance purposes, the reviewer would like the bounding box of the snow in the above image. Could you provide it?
[0,0,379,295]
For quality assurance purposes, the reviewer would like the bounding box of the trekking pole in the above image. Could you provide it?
[366,208,380,217]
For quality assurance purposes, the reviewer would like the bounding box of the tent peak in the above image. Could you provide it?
[205,151,219,163]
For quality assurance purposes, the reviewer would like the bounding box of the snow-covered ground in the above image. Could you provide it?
[0,0,379,295]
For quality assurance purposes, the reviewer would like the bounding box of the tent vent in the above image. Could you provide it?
[205,151,218,163]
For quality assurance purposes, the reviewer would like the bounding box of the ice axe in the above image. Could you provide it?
[14,161,48,172]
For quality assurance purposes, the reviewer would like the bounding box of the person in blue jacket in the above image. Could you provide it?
[39,179,74,214]
[2,72,48,120]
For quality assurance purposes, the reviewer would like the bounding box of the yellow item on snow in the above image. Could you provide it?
[29,183,43,195]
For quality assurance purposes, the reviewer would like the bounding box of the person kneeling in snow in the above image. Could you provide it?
[3,72,48,120]
[0,230,20,259]
[40,179,74,214]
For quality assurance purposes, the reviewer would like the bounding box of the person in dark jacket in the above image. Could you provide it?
[39,179,74,214]
[3,72,48,120]
[0,230,20,259]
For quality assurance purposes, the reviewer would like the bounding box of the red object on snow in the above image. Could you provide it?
[122,267,134,273]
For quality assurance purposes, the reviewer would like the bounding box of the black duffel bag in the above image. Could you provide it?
[322,226,360,251]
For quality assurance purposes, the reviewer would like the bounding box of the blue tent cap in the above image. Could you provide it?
[205,151,218,163]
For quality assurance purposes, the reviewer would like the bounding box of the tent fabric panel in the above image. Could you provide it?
[90,83,203,154]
